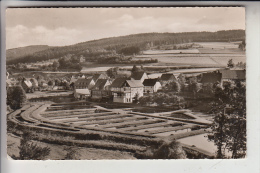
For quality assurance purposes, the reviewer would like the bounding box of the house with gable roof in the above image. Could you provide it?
[110,78,144,103]
[21,78,33,93]
[74,78,95,90]
[91,79,112,100]
[201,72,222,86]
[92,73,108,82]
[74,89,90,100]
[160,73,177,87]
[131,71,149,83]
[219,69,246,86]
[143,79,162,94]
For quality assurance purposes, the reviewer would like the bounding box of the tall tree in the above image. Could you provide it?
[131,65,140,73]
[52,61,60,71]
[7,85,27,109]
[209,81,246,158]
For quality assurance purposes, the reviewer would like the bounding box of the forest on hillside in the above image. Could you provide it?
[6,30,245,65]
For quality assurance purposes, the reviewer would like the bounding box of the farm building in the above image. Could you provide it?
[30,78,39,88]
[92,73,108,82]
[21,79,33,93]
[201,72,222,86]
[110,78,144,103]
[220,69,246,86]
[74,89,90,100]
[160,73,177,86]
[91,79,112,100]
[143,79,162,94]
[74,78,95,90]
[131,71,149,83]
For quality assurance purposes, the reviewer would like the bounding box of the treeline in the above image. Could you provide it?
[7,30,245,65]
[97,55,158,64]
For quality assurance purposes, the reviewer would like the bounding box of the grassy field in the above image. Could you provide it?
[7,133,136,160]
[80,42,245,72]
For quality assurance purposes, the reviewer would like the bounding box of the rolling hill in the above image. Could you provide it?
[6,30,245,65]
[6,45,51,61]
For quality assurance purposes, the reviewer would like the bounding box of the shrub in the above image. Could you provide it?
[64,147,78,160]
[141,139,186,159]
[14,131,50,160]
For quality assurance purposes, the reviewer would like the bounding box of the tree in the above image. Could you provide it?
[118,46,140,55]
[107,67,119,78]
[48,80,54,86]
[139,96,153,106]
[142,140,186,159]
[133,93,140,103]
[13,131,50,160]
[178,73,186,91]
[163,80,181,93]
[131,65,141,73]
[64,147,77,160]
[54,79,61,86]
[202,83,215,95]
[208,81,246,158]
[227,59,234,68]
[189,82,201,98]
[52,61,60,71]
[140,65,145,71]
[7,85,27,110]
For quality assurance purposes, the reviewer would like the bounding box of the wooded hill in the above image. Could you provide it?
[6,30,245,65]
[7,45,51,62]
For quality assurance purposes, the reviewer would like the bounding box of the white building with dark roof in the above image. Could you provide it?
[110,78,144,103]
[74,89,90,100]
[143,79,162,93]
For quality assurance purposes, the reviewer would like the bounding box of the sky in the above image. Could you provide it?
[6,7,245,49]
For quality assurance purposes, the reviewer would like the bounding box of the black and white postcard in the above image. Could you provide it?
[6,7,247,160]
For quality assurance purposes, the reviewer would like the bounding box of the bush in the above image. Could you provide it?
[141,140,186,159]
[7,85,27,110]
[64,147,78,160]
[14,131,50,160]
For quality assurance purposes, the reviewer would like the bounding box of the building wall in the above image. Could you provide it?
[91,90,102,99]
[130,87,143,98]
[154,82,162,92]
[113,92,131,103]
[144,86,154,93]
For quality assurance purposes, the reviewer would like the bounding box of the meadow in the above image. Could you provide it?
[81,42,246,73]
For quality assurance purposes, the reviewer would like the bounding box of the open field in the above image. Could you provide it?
[79,42,245,72]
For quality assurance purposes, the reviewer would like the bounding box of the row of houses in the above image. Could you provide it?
[73,71,184,103]
[73,72,162,102]
[200,69,246,86]
[73,69,246,103]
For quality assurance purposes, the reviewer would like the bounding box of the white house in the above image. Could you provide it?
[74,89,90,100]
[143,79,162,93]
[110,78,144,103]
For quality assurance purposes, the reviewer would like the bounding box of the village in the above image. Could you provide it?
[7,63,245,105]
[6,55,246,159]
